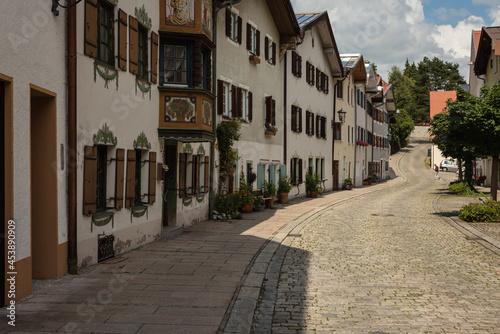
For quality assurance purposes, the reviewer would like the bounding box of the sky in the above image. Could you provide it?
[291,0,500,84]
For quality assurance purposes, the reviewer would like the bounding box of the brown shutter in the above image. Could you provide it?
[217,80,224,115]
[291,106,297,131]
[191,156,197,195]
[271,98,276,126]
[129,16,139,75]
[125,150,136,208]
[246,23,252,51]
[237,16,242,44]
[290,158,295,185]
[193,40,202,87]
[206,52,212,91]
[256,30,261,56]
[231,85,237,118]
[265,96,271,124]
[306,62,310,83]
[291,51,297,75]
[298,108,302,132]
[84,0,98,58]
[248,91,253,121]
[298,55,302,77]
[83,146,97,216]
[151,32,159,84]
[298,159,303,184]
[265,37,269,60]
[115,148,125,210]
[179,154,186,198]
[272,42,276,65]
[325,76,329,94]
[311,113,315,136]
[225,8,231,37]
[305,111,310,135]
[204,156,210,193]
[148,151,156,204]
[236,87,243,118]
[117,9,128,71]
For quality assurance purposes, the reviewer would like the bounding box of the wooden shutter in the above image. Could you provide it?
[148,151,156,204]
[291,106,297,131]
[306,62,310,83]
[316,69,320,89]
[225,8,231,37]
[129,16,139,75]
[280,164,286,181]
[257,163,263,190]
[248,91,253,121]
[291,52,296,75]
[179,153,186,198]
[191,155,198,196]
[246,23,252,51]
[272,42,276,65]
[271,98,276,126]
[298,55,302,77]
[83,146,97,216]
[305,111,310,135]
[204,156,210,193]
[193,41,202,87]
[217,80,224,115]
[298,108,303,132]
[118,9,128,71]
[269,164,275,185]
[84,0,98,57]
[264,37,269,61]
[316,114,320,137]
[325,76,329,94]
[265,96,272,124]
[290,158,296,185]
[115,148,125,210]
[236,87,243,118]
[298,159,303,184]
[237,16,242,44]
[151,32,159,84]
[231,85,237,118]
[256,30,261,56]
[322,117,326,139]
[125,150,136,208]
[311,113,315,136]
[206,52,212,91]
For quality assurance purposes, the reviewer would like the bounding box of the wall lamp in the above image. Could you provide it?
[337,109,347,124]
[52,0,82,16]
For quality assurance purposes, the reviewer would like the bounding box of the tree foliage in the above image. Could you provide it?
[390,108,414,152]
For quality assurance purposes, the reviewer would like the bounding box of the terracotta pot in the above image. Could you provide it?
[241,204,253,213]
[265,198,274,208]
[310,190,318,198]
[279,192,289,204]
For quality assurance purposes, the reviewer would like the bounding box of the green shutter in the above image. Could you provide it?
[269,164,275,186]
[280,164,286,180]
[257,163,263,190]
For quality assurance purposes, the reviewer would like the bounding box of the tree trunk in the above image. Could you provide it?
[464,158,474,189]
[457,158,463,182]
[490,154,498,201]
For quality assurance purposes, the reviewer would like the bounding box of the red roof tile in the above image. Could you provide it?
[430,91,457,119]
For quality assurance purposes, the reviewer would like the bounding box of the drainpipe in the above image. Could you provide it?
[67,0,78,274]
[353,86,357,186]
[283,51,287,167]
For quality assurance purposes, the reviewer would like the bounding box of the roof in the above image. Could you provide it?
[265,0,299,37]
[474,26,500,75]
[295,12,343,77]
[340,54,366,82]
[474,30,481,54]
[429,91,457,119]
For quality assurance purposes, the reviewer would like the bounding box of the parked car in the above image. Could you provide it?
[440,159,458,172]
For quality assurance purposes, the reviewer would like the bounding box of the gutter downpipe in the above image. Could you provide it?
[284,50,287,167]
[67,0,78,274]
[354,86,357,186]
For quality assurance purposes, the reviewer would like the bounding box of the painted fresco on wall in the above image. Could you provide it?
[202,99,212,126]
[165,96,196,122]
[202,0,212,38]
[165,0,195,28]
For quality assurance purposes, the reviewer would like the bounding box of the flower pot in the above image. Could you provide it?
[279,192,289,204]
[241,204,253,213]
[310,190,318,198]
[265,198,274,208]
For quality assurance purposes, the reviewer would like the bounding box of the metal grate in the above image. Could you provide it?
[98,234,115,262]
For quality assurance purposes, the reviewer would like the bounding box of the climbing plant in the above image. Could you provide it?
[216,119,240,194]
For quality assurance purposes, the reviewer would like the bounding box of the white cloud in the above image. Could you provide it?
[404,0,424,24]
[489,5,500,25]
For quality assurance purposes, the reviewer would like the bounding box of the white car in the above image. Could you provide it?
[440,160,458,172]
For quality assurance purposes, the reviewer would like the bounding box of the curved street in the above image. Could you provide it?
[259,142,500,333]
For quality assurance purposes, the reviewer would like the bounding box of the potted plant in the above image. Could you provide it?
[238,171,254,213]
[263,180,277,208]
[476,175,486,186]
[363,176,373,185]
[278,176,292,204]
[344,177,353,190]
[306,169,321,198]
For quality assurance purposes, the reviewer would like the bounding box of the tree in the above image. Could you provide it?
[365,60,379,76]
[388,66,418,121]
[390,108,415,152]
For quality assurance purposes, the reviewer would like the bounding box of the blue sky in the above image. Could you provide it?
[291,0,500,83]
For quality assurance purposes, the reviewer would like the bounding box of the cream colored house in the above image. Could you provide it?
[285,12,343,197]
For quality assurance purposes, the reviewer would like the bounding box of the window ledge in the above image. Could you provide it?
[249,54,260,64]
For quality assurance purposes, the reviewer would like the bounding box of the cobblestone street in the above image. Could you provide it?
[264,142,500,333]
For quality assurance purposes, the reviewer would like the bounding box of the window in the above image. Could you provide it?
[237,87,250,121]
[265,96,276,126]
[137,25,148,80]
[96,146,108,211]
[163,43,189,85]
[265,37,276,65]
[316,115,326,139]
[306,62,315,86]
[84,0,115,66]
[226,8,242,44]
[219,81,231,117]
[290,158,303,185]
[124,150,156,206]
[291,105,302,133]
[334,122,341,141]
[306,110,314,136]
[337,81,343,98]
[291,51,302,78]
[246,24,260,55]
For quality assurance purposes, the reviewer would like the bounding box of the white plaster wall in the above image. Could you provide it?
[286,26,334,195]
[75,0,162,267]
[334,75,356,187]
[373,107,390,179]
[215,0,284,173]
[0,0,67,261]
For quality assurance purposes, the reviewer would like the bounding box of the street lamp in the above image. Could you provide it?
[337,109,347,123]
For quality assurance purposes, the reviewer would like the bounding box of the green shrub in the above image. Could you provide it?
[459,201,500,222]
[215,194,241,219]
[448,182,484,196]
